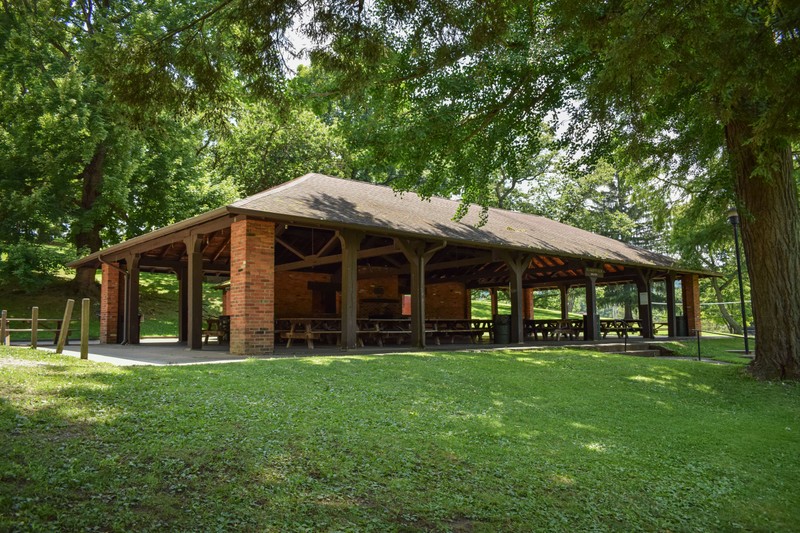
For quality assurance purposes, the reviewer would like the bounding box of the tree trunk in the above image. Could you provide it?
[72,144,107,294]
[710,277,741,334]
[725,118,800,380]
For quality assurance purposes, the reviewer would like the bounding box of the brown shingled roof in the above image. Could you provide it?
[71,173,700,275]
[229,173,678,269]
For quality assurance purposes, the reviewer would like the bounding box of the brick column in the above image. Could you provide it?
[229,218,275,355]
[100,263,121,344]
[682,274,702,333]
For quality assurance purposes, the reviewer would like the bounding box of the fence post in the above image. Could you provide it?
[1,310,7,346]
[80,298,90,360]
[31,307,39,349]
[55,299,74,354]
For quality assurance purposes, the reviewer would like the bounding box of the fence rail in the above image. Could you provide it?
[0,299,91,358]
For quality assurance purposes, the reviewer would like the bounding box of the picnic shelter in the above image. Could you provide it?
[69,174,708,354]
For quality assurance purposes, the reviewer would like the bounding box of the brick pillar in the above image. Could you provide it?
[100,263,121,344]
[682,274,702,333]
[229,218,275,355]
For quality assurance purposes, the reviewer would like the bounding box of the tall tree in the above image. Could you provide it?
[0,1,235,290]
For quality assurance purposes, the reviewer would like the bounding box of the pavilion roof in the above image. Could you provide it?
[229,174,678,269]
[70,173,703,275]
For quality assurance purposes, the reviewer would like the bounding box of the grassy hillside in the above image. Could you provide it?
[1,345,797,531]
[471,298,581,320]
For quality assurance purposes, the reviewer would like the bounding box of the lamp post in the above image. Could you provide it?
[727,208,750,355]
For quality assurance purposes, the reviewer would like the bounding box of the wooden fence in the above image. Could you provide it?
[0,299,92,359]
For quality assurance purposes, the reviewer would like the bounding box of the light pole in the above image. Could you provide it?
[727,208,750,355]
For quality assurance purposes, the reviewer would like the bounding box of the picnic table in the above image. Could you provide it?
[599,319,643,338]
[525,319,584,341]
[275,317,495,349]
[278,318,342,348]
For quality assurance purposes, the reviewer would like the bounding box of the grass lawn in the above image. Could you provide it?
[655,336,756,365]
[1,346,798,531]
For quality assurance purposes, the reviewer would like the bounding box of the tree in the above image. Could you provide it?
[214,102,351,196]
[0,1,235,290]
[546,1,800,379]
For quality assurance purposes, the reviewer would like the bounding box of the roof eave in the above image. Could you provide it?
[68,206,232,269]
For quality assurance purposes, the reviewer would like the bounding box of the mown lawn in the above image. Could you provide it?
[1,345,798,531]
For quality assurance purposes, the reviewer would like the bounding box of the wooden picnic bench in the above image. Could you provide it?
[280,318,341,349]
[425,319,493,345]
[525,319,584,341]
[600,319,642,338]
[203,315,230,345]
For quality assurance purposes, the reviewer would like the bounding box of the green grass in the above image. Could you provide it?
[471,299,570,320]
[1,345,798,531]
[655,336,755,365]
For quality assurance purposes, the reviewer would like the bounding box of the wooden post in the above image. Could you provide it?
[500,252,532,344]
[31,307,38,349]
[80,298,90,359]
[185,235,204,350]
[338,230,364,349]
[635,272,654,339]
[1,310,7,346]
[584,267,604,341]
[559,284,570,320]
[55,299,75,354]
[177,265,189,343]
[665,275,677,337]
[397,239,447,348]
[125,254,141,345]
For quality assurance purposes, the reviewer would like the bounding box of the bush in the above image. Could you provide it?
[0,242,75,292]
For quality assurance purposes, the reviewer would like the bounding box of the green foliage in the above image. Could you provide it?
[1,346,798,530]
[0,1,238,266]
[215,103,351,195]
[0,243,75,292]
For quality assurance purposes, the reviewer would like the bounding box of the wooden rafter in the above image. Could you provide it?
[276,237,307,260]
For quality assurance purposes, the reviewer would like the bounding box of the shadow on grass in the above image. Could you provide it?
[1,348,798,531]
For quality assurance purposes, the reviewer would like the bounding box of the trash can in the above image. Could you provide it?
[493,314,511,344]
[676,316,688,337]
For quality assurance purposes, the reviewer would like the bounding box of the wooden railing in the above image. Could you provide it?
[0,299,92,358]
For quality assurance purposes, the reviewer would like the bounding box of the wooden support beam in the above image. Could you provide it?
[316,232,340,257]
[275,244,401,272]
[276,237,308,260]
[185,235,204,350]
[339,230,364,349]
[396,239,447,348]
[498,251,533,344]
[212,235,231,262]
[125,254,141,345]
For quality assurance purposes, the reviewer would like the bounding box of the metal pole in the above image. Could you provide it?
[731,221,750,355]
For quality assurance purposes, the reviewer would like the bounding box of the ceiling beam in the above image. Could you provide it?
[275,244,402,272]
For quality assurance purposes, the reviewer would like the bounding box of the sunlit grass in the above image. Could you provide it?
[1,345,797,531]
